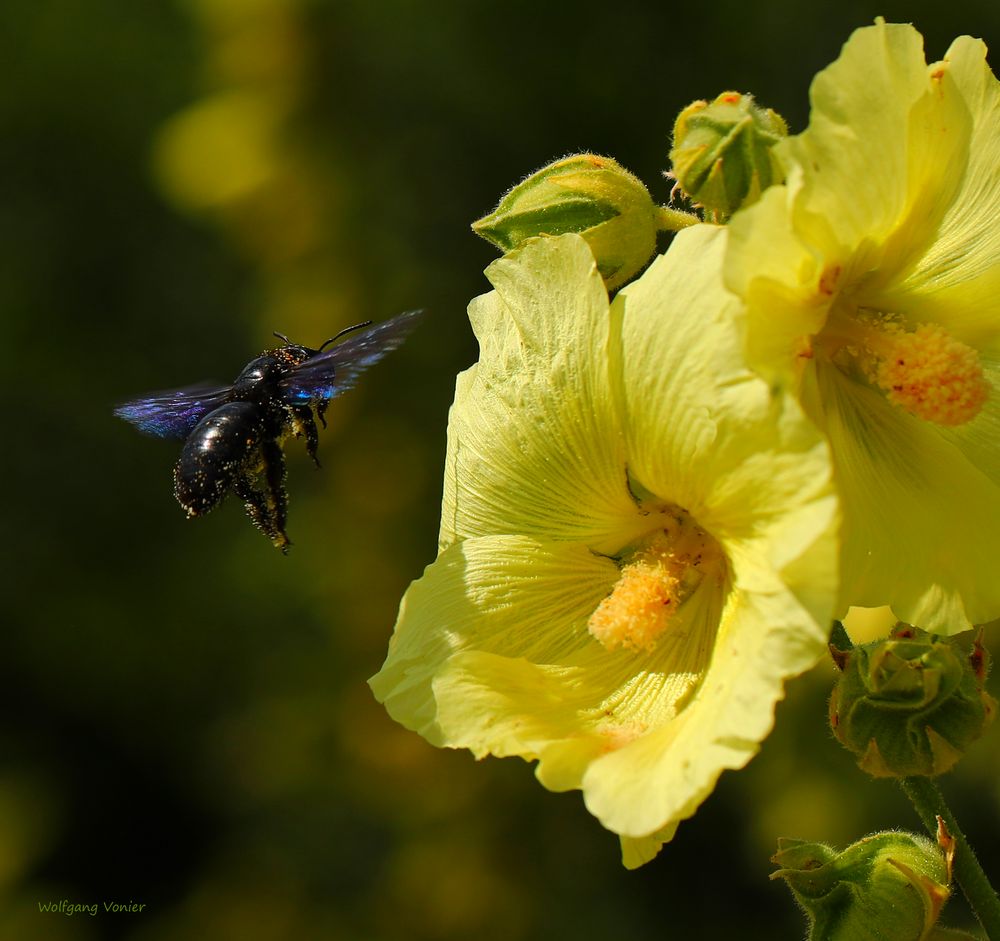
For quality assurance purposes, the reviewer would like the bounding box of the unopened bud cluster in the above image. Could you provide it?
[669,91,787,217]
[829,625,996,778]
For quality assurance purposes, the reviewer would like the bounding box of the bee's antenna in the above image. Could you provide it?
[319,320,373,352]
[273,331,292,345]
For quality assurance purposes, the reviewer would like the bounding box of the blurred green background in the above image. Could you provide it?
[3,1,998,938]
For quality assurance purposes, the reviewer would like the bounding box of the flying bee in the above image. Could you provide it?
[115,310,422,551]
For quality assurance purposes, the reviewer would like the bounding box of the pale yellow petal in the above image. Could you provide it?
[435,576,725,776]
[804,358,1000,631]
[726,22,974,382]
[373,525,830,859]
[582,568,828,839]
[725,185,827,381]
[614,225,727,509]
[620,825,679,870]
[439,234,649,553]
[424,538,730,764]
[370,535,619,744]
[937,358,1000,483]
[778,22,969,284]
[888,37,1000,354]
[619,225,838,626]
[373,532,722,761]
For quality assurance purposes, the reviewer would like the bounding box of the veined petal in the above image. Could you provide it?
[727,23,973,382]
[726,22,1000,631]
[725,185,827,381]
[435,571,725,773]
[581,557,828,843]
[888,36,1000,354]
[439,234,649,553]
[619,225,838,621]
[937,357,1000,482]
[370,535,620,745]
[778,21,970,288]
[374,533,726,758]
[614,225,724,508]
[805,359,1000,631]
[373,514,832,862]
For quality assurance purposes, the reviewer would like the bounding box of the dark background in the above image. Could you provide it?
[3,1,998,938]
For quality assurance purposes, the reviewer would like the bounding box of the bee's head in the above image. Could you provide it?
[272,332,315,360]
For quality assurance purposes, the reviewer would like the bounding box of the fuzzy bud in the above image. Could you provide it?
[669,91,787,217]
[472,154,658,290]
[829,625,996,778]
[772,828,953,941]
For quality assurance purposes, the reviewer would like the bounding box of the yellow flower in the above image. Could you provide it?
[726,21,1000,633]
[371,231,837,866]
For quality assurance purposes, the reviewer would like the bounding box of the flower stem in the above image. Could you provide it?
[899,776,1000,941]
[655,205,701,231]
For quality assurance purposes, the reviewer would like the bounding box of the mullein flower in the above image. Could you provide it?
[725,21,1000,633]
[371,230,838,866]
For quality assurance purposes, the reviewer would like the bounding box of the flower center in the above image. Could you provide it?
[819,308,989,426]
[587,515,721,653]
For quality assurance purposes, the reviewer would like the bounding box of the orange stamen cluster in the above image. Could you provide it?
[873,323,989,426]
[588,527,714,653]
[821,307,990,427]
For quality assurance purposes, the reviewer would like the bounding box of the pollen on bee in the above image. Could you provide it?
[873,323,989,426]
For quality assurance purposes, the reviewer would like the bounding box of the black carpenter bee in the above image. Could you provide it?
[115,310,422,551]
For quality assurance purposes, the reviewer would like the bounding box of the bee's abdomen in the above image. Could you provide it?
[174,402,263,516]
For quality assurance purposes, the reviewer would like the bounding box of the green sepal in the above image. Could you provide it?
[670,91,787,219]
[772,831,952,941]
[830,626,997,778]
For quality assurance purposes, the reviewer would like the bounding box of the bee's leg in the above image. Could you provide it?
[291,404,322,468]
[233,471,281,547]
[259,437,291,550]
[316,400,328,429]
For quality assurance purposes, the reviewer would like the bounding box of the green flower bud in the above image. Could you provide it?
[829,626,997,778]
[772,830,953,941]
[669,91,787,218]
[472,154,658,290]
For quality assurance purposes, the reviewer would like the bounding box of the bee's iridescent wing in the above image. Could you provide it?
[279,310,422,404]
[114,382,231,438]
